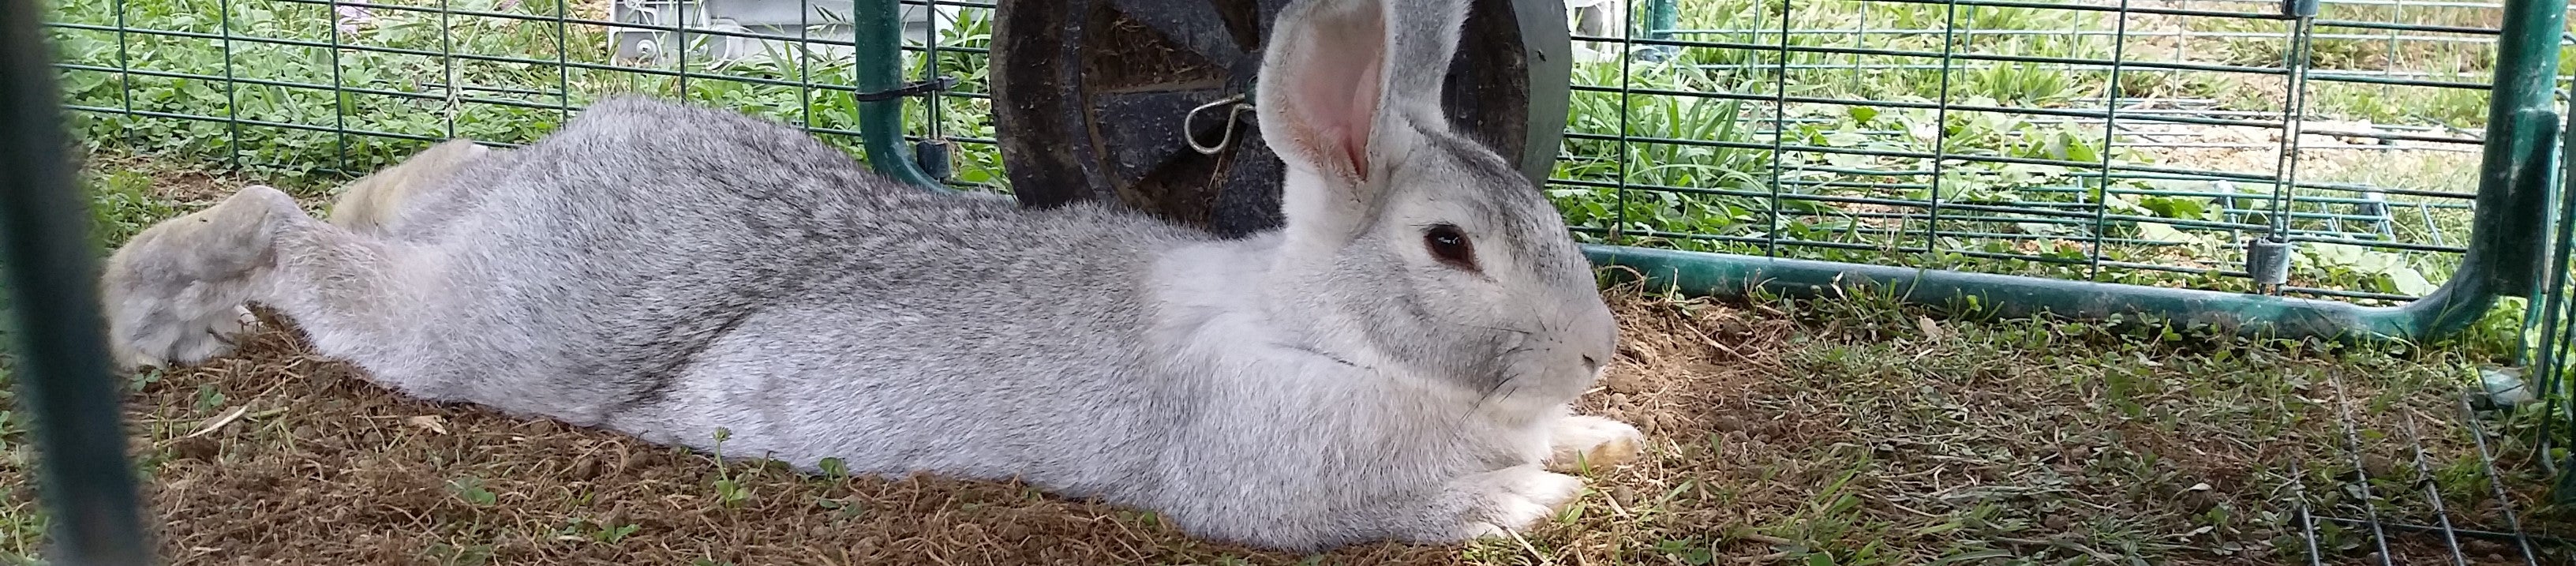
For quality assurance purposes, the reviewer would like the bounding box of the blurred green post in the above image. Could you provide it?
[1640,0,1679,62]
[0,0,158,562]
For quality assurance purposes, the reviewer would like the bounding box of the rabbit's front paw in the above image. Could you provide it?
[1454,465,1582,540]
[102,186,294,368]
[1546,414,1645,470]
[129,305,262,369]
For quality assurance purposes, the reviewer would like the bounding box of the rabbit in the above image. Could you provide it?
[97,0,1642,551]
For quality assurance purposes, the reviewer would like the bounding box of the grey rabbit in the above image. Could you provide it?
[99,0,1644,550]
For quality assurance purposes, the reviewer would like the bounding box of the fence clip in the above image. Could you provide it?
[1185,94,1254,156]
[856,74,958,102]
[2282,0,2320,18]
[914,139,953,182]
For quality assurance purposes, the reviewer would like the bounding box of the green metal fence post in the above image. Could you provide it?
[2556,85,2576,505]
[856,0,948,192]
[2464,0,2570,301]
[1639,0,1679,62]
[2462,0,2576,509]
[2,0,157,561]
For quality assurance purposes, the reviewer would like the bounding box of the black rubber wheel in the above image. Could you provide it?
[990,0,1568,238]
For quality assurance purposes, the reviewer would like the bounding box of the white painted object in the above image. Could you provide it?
[1564,0,1631,63]
[609,0,960,65]
[2480,366,2538,409]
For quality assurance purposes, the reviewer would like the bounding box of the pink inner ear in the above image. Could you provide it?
[1279,2,1387,183]
[1342,51,1381,178]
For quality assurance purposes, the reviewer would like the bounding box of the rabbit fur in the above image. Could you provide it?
[98,0,1641,551]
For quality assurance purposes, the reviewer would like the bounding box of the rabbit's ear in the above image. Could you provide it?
[1256,0,1467,229]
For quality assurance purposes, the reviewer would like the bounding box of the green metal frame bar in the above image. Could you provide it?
[4,0,155,560]
[1515,0,1572,188]
[2550,93,2576,504]
[1640,0,1679,61]
[856,0,947,191]
[1582,0,2570,343]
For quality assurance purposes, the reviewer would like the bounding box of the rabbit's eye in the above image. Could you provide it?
[1423,223,1478,272]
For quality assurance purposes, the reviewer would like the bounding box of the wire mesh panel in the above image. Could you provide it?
[35,0,2548,311]
[1552,0,2513,305]
[2284,395,2570,564]
[28,0,2576,561]
[42,0,1002,189]
[1550,2,2576,561]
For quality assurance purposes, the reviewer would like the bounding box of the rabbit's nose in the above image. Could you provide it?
[1581,354,1602,373]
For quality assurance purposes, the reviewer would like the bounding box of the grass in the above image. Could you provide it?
[2,134,2568,566]
[0,348,25,564]
[11,0,2576,563]
[3,171,2570,562]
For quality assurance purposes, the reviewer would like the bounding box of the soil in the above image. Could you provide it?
[24,287,2564,565]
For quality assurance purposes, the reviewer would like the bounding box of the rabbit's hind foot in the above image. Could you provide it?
[101,186,301,369]
[329,139,489,234]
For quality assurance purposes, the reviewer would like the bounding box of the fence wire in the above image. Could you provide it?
[1556,0,2524,305]
[35,0,2527,303]
[31,0,2576,562]
[43,0,1008,186]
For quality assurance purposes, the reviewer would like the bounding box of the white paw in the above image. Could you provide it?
[103,187,290,369]
[1463,466,1582,539]
[174,304,258,360]
[112,301,258,369]
[1547,414,1646,470]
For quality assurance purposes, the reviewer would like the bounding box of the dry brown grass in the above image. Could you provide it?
[3,165,2570,564]
[0,281,2559,564]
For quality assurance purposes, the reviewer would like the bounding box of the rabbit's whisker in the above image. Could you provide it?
[1473,370,1520,410]
[1461,324,1534,335]
[1278,343,1368,370]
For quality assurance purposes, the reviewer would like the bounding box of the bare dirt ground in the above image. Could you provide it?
[2,162,2568,565]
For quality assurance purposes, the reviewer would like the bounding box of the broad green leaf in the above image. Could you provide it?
[2137,195,2214,220]
[2137,222,2193,243]
[2387,267,2436,295]
[2308,242,2368,266]
[2354,250,2403,274]
[2061,130,2102,163]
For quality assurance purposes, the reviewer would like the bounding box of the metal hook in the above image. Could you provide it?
[1185,94,1253,155]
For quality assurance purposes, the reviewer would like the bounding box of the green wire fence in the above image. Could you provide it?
[15,0,2576,561]
[30,0,2560,337]
[1568,0,2557,341]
